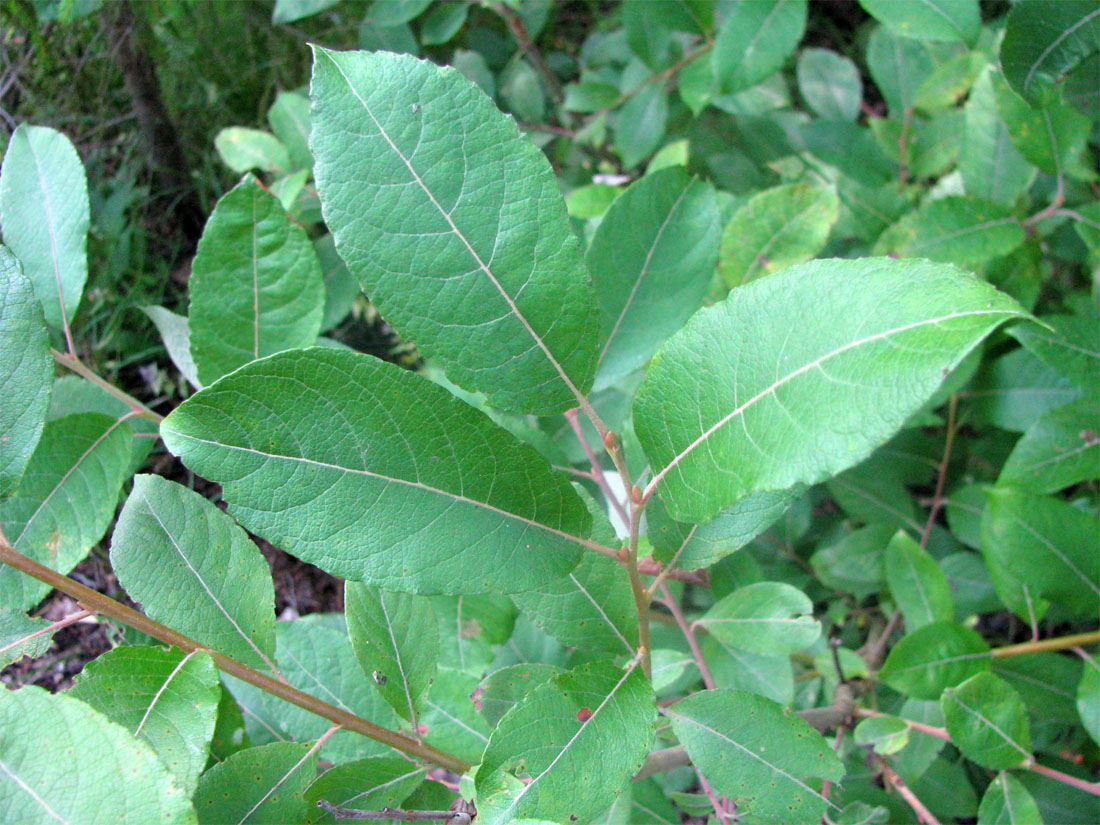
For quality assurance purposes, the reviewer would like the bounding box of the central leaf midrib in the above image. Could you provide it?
[325,54,584,405]
[167,430,597,551]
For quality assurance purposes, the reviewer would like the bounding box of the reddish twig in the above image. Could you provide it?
[876,755,941,824]
[0,608,93,656]
[659,581,715,690]
[920,394,957,549]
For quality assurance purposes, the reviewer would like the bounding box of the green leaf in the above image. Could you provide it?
[978,772,1044,825]
[224,616,401,763]
[961,67,1038,205]
[162,348,593,594]
[1078,652,1100,746]
[346,582,439,723]
[998,396,1099,492]
[614,82,669,168]
[432,592,516,676]
[810,524,894,600]
[420,667,491,764]
[718,183,839,287]
[879,620,991,699]
[0,246,51,498]
[1009,312,1099,396]
[943,672,1032,770]
[267,91,312,170]
[477,661,655,824]
[704,636,794,705]
[853,715,910,755]
[866,26,936,114]
[994,76,1094,180]
[272,0,338,24]
[213,128,291,174]
[310,48,600,416]
[0,608,53,668]
[110,475,278,671]
[893,698,946,784]
[142,305,201,390]
[358,19,420,56]
[797,48,862,121]
[189,176,324,385]
[697,582,820,655]
[860,0,980,44]
[982,486,1099,615]
[624,0,674,68]
[0,686,196,823]
[713,0,807,94]
[648,487,801,571]
[303,757,427,823]
[665,689,844,824]
[68,646,219,796]
[366,0,431,26]
[564,76,621,113]
[635,257,1026,524]
[966,347,1080,433]
[0,124,89,335]
[46,376,157,474]
[501,60,546,122]
[589,167,719,389]
[0,412,132,610]
[885,531,954,630]
[827,465,922,532]
[477,663,564,728]
[514,551,638,656]
[874,196,1025,267]
[1000,0,1100,103]
[420,1,468,46]
[801,121,895,187]
[194,741,314,825]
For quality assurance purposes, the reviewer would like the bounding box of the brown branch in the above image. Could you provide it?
[491,2,563,105]
[659,581,715,690]
[52,349,165,424]
[876,755,941,824]
[317,800,473,823]
[920,393,957,549]
[638,557,709,588]
[0,536,470,775]
[0,608,92,656]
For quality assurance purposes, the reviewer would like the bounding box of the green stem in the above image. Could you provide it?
[52,349,164,425]
[991,630,1100,658]
[0,536,471,775]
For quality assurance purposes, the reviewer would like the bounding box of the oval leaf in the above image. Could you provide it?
[943,672,1032,770]
[860,0,980,44]
[194,741,314,825]
[189,175,324,385]
[713,0,807,94]
[977,772,1044,825]
[635,258,1026,524]
[111,475,278,672]
[161,347,591,594]
[0,124,89,335]
[874,196,1025,267]
[696,581,820,655]
[879,621,991,700]
[0,246,52,498]
[1000,0,1100,102]
[665,689,844,825]
[310,48,600,415]
[797,47,862,121]
[884,530,954,630]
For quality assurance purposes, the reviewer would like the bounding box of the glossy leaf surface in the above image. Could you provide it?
[303,757,427,823]
[0,686,195,824]
[189,175,324,385]
[161,348,591,594]
[310,48,600,415]
[977,772,1043,825]
[68,645,220,795]
[111,475,278,672]
[0,246,51,498]
[588,167,719,390]
[635,258,1026,524]
[0,124,89,334]
[665,689,844,824]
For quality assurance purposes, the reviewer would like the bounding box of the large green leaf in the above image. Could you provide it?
[860,0,980,44]
[982,487,1099,615]
[943,672,1032,770]
[1009,312,1099,396]
[194,741,314,825]
[994,77,1093,180]
[223,615,401,763]
[718,183,838,287]
[614,82,669,168]
[0,124,89,335]
[665,689,844,824]
[213,128,291,175]
[866,26,936,114]
[704,637,794,704]
[874,196,1025,267]
[0,246,51,498]
[1000,0,1100,103]
[884,531,954,630]
[797,48,862,121]
[477,661,655,824]
[713,0,807,95]
[432,592,516,676]
[0,412,132,610]
[310,48,600,415]
[998,396,1099,492]
[514,551,638,656]
[961,67,1037,205]
[161,347,591,594]
[696,582,820,655]
[346,582,439,723]
[111,475,278,672]
[189,176,324,385]
[977,772,1044,825]
[0,686,195,824]
[267,91,312,170]
[647,487,800,571]
[419,667,491,764]
[303,757,427,824]
[588,168,719,390]
[477,663,564,728]
[634,258,1026,524]
[966,347,1080,433]
[68,646,220,796]
[879,621,991,699]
